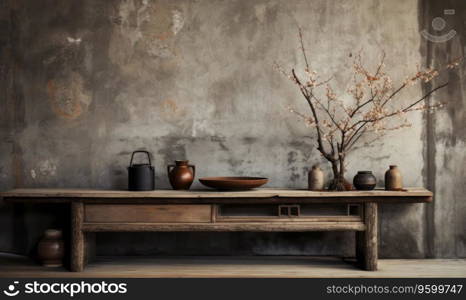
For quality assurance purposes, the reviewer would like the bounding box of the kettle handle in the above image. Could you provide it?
[130,151,152,167]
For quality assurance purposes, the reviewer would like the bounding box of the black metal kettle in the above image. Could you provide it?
[128,151,155,191]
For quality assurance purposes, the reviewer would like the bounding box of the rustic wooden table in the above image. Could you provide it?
[1,188,432,272]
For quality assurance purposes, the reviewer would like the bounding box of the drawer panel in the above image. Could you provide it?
[84,204,211,223]
[216,204,362,222]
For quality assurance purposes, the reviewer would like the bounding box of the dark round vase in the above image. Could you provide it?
[37,229,64,267]
[353,171,377,190]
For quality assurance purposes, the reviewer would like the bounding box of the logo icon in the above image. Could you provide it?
[3,282,20,297]
[421,9,456,43]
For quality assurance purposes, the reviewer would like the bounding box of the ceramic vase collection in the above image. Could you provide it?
[37,229,64,267]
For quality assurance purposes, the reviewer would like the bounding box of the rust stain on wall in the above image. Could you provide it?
[109,0,184,66]
[162,99,179,113]
[47,80,82,119]
[46,72,91,120]
[160,98,187,123]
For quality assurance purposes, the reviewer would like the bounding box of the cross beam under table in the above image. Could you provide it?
[1,188,432,272]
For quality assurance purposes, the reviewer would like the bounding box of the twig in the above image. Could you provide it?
[298,27,310,71]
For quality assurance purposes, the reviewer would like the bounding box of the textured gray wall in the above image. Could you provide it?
[419,0,466,258]
[0,0,464,258]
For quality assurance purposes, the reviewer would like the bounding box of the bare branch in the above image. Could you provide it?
[401,82,448,112]
[310,93,342,130]
[291,69,335,162]
[297,27,310,71]
[344,81,449,148]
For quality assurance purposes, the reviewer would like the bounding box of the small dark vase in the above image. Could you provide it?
[37,229,64,267]
[353,171,377,190]
[167,160,195,190]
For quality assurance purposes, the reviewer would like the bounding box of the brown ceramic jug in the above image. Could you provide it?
[37,229,64,267]
[167,160,195,190]
[385,165,403,190]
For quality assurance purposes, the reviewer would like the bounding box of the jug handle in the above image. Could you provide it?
[167,164,175,175]
[189,165,196,178]
[130,151,152,167]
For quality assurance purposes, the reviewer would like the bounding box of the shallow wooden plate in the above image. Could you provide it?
[198,177,268,190]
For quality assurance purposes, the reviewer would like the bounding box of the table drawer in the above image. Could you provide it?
[84,204,211,223]
[216,204,362,222]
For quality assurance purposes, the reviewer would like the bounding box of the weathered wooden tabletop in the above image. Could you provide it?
[0,188,433,203]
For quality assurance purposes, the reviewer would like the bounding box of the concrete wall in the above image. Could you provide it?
[419,0,466,258]
[0,0,464,258]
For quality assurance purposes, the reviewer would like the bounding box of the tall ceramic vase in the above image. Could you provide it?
[385,165,403,190]
[308,165,325,190]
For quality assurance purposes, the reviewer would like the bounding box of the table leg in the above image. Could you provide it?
[357,202,378,271]
[71,201,85,272]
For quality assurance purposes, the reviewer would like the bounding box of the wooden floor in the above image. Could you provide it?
[1,253,465,278]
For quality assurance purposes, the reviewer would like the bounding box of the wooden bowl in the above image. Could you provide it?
[199,177,268,190]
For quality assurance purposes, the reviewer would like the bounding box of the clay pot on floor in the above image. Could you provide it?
[353,171,377,190]
[308,165,324,191]
[37,229,64,267]
[167,160,195,190]
[385,165,403,190]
